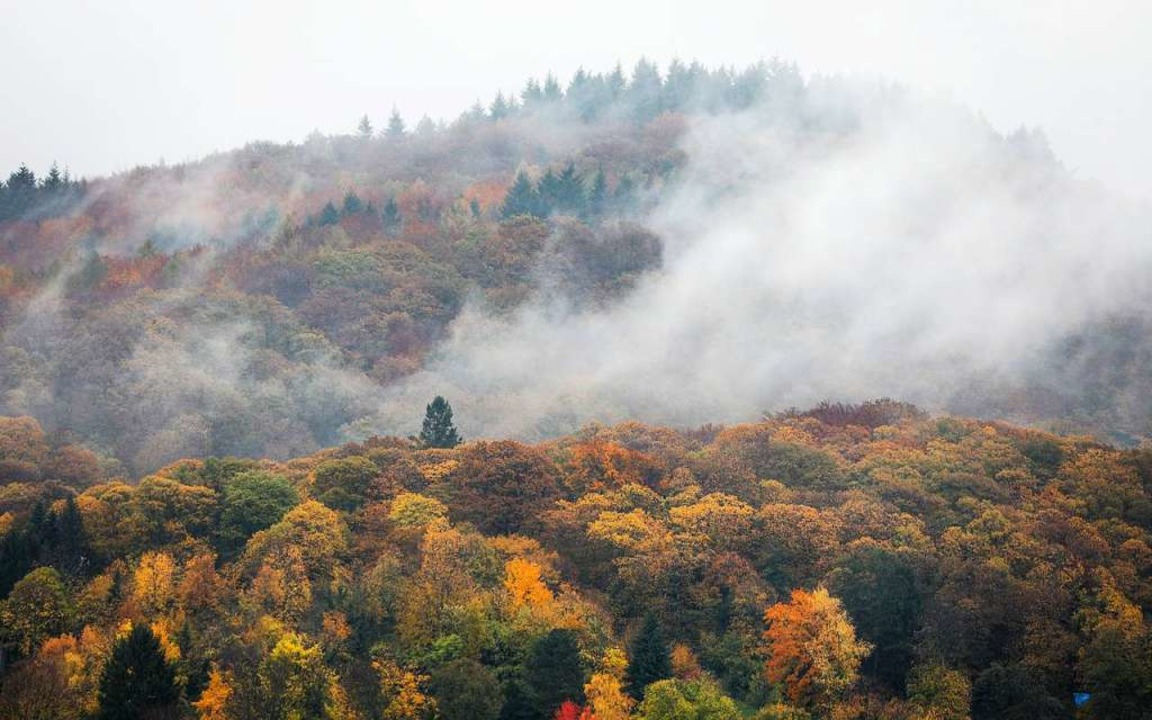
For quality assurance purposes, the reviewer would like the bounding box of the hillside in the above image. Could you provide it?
[1,402,1150,718]
[2,62,1151,478]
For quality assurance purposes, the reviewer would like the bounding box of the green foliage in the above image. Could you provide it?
[219,470,299,553]
[420,396,461,449]
[1,566,71,655]
[98,624,179,720]
[526,629,586,714]
[629,614,673,699]
[431,659,502,720]
[970,664,1069,720]
[313,456,379,510]
[638,678,741,720]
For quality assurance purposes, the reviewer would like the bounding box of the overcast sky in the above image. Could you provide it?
[2,0,1149,198]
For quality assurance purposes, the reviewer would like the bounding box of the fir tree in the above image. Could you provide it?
[527,629,586,715]
[342,191,364,215]
[420,396,461,449]
[386,108,406,139]
[357,114,373,138]
[98,624,179,720]
[627,614,672,699]
[587,168,608,219]
[554,163,586,214]
[318,201,340,226]
[382,196,402,234]
[501,171,542,219]
[490,91,512,120]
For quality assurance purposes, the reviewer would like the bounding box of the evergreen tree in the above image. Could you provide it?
[342,191,364,215]
[386,108,406,139]
[537,169,561,216]
[490,91,512,120]
[501,171,542,219]
[521,78,544,108]
[98,624,179,720]
[499,678,539,720]
[628,614,672,699]
[587,169,608,219]
[527,629,586,715]
[543,73,564,103]
[554,163,586,215]
[420,396,461,449]
[382,196,402,234]
[318,201,340,226]
[357,114,373,138]
[43,162,64,191]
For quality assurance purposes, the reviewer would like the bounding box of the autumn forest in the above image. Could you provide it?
[1,60,1151,719]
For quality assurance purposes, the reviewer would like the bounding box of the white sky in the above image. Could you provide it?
[2,0,1149,198]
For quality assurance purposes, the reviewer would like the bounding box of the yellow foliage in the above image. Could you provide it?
[131,551,177,616]
[584,672,634,720]
[193,666,234,720]
[504,557,555,612]
[374,657,436,720]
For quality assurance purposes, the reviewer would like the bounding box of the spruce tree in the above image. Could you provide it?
[98,624,179,720]
[527,629,586,715]
[627,614,672,699]
[587,169,608,219]
[385,108,406,139]
[318,201,340,226]
[501,171,542,219]
[420,396,461,449]
[382,197,402,234]
[357,114,373,138]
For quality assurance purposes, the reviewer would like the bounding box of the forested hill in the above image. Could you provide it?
[2,61,1151,477]
[1,402,1151,718]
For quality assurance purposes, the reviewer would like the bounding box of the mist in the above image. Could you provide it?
[369,82,1152,441]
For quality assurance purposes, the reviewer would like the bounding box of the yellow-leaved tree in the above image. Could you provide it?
[762,586,872,711]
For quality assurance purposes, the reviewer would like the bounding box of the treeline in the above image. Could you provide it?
[361,58,804,133]
[0,163,86,222]
[1,405,1150,718]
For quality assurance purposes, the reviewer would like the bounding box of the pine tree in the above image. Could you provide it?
[537,169,560,216]
[490,91,512,120]
[501,171,542,219]
[382,197,402,234]
[420,396,461,449]
[386,108,406,139]
[357,114,373,138]
[98,624,179,720]
[318,201,340,226]
[342,191,364,215]
[554,163,586,215]
[627,614,672,699]
[588,169,608,219]
[527,629,586,715]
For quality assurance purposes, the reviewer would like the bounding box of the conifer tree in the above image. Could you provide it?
[501,171,542,219]
[420,396,461,449]
[98,624,179,720]
[386,108,406,139]
[318,201,340,226]
[527,629,586,715]
[628,614,672,699]
[382,196,402,234]
[357,114,373,138]
[587,169,608,219]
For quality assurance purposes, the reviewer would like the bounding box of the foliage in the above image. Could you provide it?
[762,587,872,711]
[420,396,462,449]
[97,624,179,720]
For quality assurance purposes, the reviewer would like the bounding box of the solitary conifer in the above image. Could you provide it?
[627,614,672,699]
[420,396,461,449]
[98,624,179,720]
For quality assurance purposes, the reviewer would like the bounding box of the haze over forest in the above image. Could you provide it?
[2,5,1152,720]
